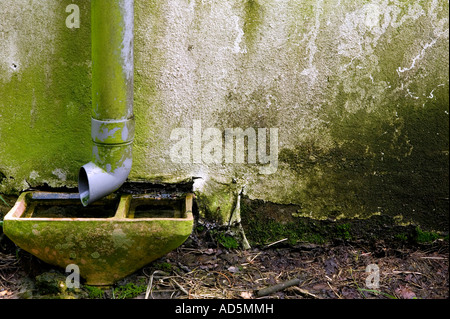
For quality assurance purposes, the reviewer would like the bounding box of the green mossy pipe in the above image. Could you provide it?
[79,0,135,206]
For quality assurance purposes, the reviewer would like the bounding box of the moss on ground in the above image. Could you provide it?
[112,281,147,299]
[240,196,447,247]
[84,285,105,299]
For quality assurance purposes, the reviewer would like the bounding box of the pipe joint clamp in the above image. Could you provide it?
[91,117,135,145]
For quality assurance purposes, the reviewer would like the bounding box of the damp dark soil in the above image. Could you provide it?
[0,224,448,300]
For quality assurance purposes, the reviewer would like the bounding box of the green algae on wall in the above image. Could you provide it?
[239,0,449,231]
[130,0,169,181]
[0,0,92,193]
[1,0,448,233]
[243,0,264,51]
[277,88,449,231]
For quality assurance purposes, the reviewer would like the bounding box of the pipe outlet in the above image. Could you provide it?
[79,143,133,206]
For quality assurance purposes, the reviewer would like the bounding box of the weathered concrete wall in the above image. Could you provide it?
[1,0,448,231]
[0,0,92,189]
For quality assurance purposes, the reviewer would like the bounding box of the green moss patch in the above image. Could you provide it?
[113,281,146,299]
[240,196,446,247]
[243,0,264,51]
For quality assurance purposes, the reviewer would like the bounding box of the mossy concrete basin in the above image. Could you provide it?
[3,191,194,285]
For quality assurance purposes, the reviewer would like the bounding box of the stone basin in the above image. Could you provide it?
[3,191,194,286]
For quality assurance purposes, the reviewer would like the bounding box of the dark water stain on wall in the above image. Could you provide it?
[279,83,449,231]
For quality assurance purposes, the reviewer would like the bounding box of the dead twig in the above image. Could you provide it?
[145,270,169,299]
[265,238,288,249]
[289,286,320,299]
[171,278,189,296]
[255,278,301,297]
[392,271,422,275]
[241,252,262,266]
[213,271,233,287]
[420,256,445,260]
[327,281,342,299]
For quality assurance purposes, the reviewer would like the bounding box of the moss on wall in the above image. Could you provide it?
[239,0,449,231]
[195,178,240,224]
[243,0,264,51]
[0,0,448,233]
[0,0,91,193]
[130,0,168,181]
[278,87,449,231]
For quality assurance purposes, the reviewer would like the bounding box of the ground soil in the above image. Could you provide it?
[0,228,448,300]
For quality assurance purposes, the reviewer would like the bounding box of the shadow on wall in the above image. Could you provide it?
[279,90,449,231]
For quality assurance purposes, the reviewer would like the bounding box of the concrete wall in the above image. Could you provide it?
[1,0,448,230]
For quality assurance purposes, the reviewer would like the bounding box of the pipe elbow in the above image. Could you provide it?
[78,150,132,206]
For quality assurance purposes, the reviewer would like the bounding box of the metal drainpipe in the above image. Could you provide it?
[78,0,134,206]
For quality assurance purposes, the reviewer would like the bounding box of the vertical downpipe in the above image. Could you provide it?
[78,0,134,206]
